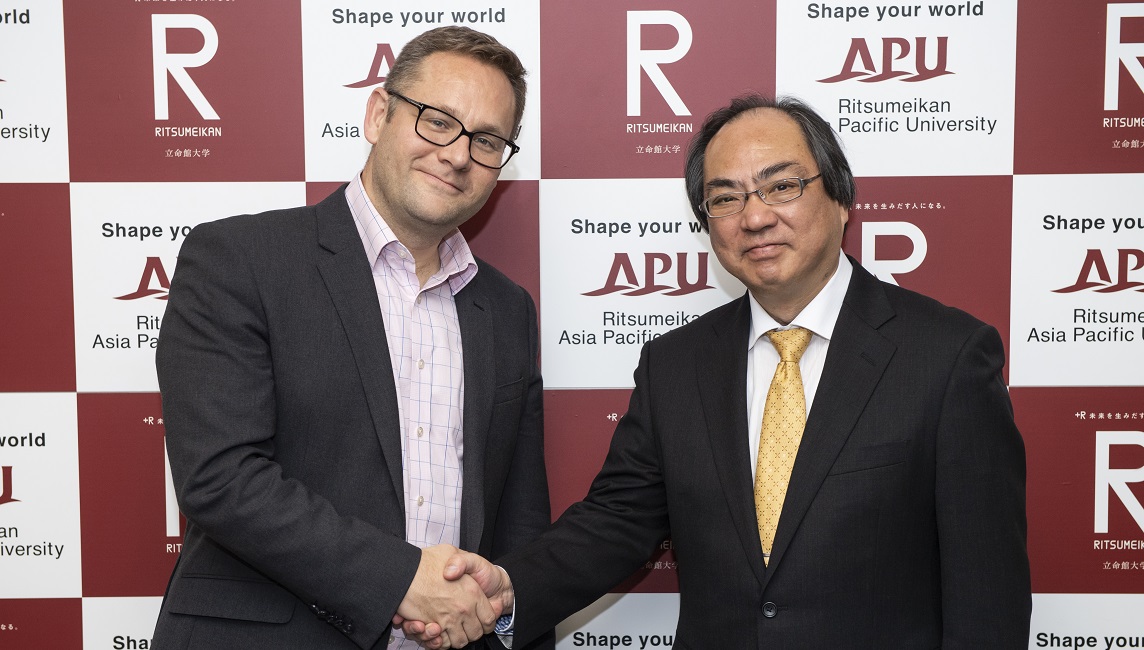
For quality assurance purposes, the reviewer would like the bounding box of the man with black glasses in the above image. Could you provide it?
[408,95,1031,649]
[154,26,551,650]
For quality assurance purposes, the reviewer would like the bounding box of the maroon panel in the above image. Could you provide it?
[64,0,304,181]
[78,393,180,597]
[843,175,1013,370]
[1014,387,1144,593]
[0,183,75,392]
[1014,1,1144,173]
[0,599,83,648]
[541,0,776,178]
[545,389,679,593]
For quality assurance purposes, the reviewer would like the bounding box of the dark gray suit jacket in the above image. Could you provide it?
[153,187,552,649]
[502,259,1030,649]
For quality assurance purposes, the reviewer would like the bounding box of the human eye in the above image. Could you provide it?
[421,110,457,132]
[712,192,743,205]
[471,133,503,153]
[768,179,796,194]
[705,193,746,215]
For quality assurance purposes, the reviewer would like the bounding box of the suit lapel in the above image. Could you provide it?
[313,187,407,518]
[455,273,493,550]
[696,295,771,585]
[762,262,897,588]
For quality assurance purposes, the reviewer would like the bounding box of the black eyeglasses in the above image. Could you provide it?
[388,91,520,169]
[701,174,822,218]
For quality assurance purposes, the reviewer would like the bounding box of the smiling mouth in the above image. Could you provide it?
[420,169,463,193]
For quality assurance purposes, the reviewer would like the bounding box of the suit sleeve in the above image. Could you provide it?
[501,342,672,646]
[491,291,552,550]
[487,290,555,650]
[935,323,1031,647]
[156,222,419,648]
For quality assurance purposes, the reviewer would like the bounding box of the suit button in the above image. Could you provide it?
[762,602,778,618]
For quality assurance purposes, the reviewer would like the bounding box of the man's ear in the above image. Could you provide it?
[364,87,391,145]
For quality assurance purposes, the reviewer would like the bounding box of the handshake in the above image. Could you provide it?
[395,544,515,649]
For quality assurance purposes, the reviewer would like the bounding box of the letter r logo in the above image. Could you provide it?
[1104,3,1144,110]
[1095,430,1144,534]
[152,14,220,120]
[626,10,692,117]
[860,221,928,286]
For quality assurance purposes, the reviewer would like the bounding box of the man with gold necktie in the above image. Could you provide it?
[407,94,1031,649]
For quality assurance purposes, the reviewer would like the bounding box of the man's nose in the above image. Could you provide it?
[738,191,779,230]
[438,135,473,169]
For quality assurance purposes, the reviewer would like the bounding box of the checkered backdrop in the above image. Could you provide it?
[2,1,1144,647]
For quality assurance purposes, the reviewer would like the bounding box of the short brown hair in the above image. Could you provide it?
[385,26,527,134]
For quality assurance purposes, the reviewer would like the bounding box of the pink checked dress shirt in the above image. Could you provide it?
[345,175,479,648]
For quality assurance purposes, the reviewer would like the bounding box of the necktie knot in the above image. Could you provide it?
[766,327,811,363]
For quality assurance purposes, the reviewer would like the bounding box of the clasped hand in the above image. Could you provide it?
[395,545,513,649]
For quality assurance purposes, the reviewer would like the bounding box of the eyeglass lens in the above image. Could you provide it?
[415,107,512,168]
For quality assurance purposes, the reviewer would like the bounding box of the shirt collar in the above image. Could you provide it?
[748,249,852,349]
[345,173,478,294]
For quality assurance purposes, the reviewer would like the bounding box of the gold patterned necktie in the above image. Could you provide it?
[754,327,812,564]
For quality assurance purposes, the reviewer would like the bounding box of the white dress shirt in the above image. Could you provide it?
[746,250,852,481]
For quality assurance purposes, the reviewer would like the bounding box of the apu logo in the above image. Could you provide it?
[627,10,692,116]
[1054,249,1144,293]
[584,252,712,296]
[345,43,398,89]
[152,14,220,120]
[115,257,172,301]
[0,466,18,506]
[860,221,928,286]
[1095,430,1144,534]
[819,37,952,83]
[1105,3,1144,110]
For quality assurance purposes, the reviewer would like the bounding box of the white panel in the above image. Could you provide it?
[1030,593,1144,649]
[81,597,162,650]
[540,178,743,389]
[0,393,81,598]
[300,0,541,182]
[776,0,1018,176]
[557,593,681,650]
[0,1,69,182]
[1010,173,1144,387]
[69,182,307,392]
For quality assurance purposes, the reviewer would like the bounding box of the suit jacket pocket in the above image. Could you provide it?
[167,574,296,623]
[492,376,524,405]
[827,439,908,476]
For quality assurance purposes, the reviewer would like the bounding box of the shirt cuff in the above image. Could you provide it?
[494,565,515,648]
[495,614,514,635]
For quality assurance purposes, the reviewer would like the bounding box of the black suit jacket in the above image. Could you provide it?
[153,187,552,649]
[503,259,1030,649]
